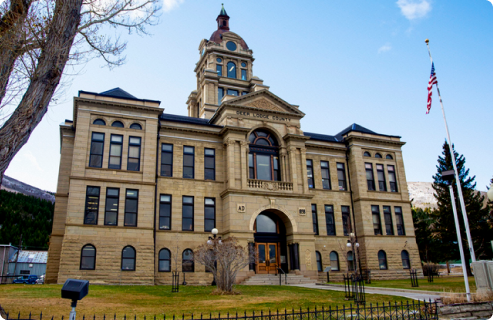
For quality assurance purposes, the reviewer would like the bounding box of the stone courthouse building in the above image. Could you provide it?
[46,6,421,284]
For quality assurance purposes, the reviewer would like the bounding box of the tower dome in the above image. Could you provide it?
[209,4,249,50]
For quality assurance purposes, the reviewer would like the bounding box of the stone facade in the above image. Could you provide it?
[46,7,422,285]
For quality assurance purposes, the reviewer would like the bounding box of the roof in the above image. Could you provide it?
[78,88,161,104]
[160,113,223,127]
[99,87,137,99]
[304,132,339,143]
[9,251,48,264]
[218,4,228,17]
[334,123,401,141]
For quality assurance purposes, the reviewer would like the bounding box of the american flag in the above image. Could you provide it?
[426,62,437,114]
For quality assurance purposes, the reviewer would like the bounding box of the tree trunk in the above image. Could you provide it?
[0,0,83,184]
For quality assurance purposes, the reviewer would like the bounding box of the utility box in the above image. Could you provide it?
[471,261,493,294]
[61,279,89,302]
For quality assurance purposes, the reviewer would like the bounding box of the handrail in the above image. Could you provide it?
[277,268,287,285]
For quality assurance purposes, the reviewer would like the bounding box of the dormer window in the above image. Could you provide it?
[227,62,236,78]
[248,130,280,181]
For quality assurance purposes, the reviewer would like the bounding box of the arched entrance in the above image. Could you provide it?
[253,211,289,274]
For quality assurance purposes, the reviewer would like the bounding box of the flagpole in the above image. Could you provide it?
[425,39,476,263]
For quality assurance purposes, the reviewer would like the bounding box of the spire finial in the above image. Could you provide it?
[219,3,228,17]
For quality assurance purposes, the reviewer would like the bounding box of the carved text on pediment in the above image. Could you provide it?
[245,99,285,112]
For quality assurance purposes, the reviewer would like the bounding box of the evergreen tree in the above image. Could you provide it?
[0,190,54,249]
[412,206,443,263]
[432,142,492,275]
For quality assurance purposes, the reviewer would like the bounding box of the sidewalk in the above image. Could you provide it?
[288,283,442,301]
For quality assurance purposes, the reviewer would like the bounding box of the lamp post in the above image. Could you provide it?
[346,232,359,276]
[207,228,221,286]
[442,170,471,302]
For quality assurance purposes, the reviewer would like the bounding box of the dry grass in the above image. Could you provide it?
[441,291,493,305]
[0,284,410,318]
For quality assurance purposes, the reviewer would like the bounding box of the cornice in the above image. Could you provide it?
[345,135,406,146]
[65,223,154,231]
[352,196,411,204]
[159,123,222,135]
[219,126,250,136]
[220,188,314,199]
[284,133,310,143]
[69,175,156,186]
[305,141,347,152]
[74,97,163,128]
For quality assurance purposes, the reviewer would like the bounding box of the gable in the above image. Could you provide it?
[223,90,305,116]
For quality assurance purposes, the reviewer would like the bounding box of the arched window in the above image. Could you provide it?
[182,249,194,272]
[255,213,277,233]
[112,121,124,128]
[80,244,96,270]
[121,246,136,271]
[386,154,393,160]
[363,152,371,157]
[130,123,142,130]
[316,251,323,272]
[330,251,339,271]
[378,250,387,270]
[248,130,280,181]
[159,248,171,272]
[93,119,106,126]
[401,250,410,269]
[375,153,382,158]
[347,251,354,271]
[227,62,236,79]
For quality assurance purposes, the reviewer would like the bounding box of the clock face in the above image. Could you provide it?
[226,41,237,51]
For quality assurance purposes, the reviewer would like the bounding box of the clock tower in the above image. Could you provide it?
[187,5,270,119]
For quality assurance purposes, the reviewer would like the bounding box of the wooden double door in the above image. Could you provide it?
[256,243,279,274]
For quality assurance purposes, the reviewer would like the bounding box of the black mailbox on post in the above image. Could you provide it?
[62,279,89,304]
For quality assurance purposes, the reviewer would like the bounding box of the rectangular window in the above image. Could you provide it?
[182,196,194,231]
[104,188,119,226]
[372,205,382,235]
[204,198,215,232]
[325,205,335,236]
[127,137,141,171]
[337,163,347,191]
[321,161,331,190]
[89,132,105,168]
[383,206,394,235]
[342,206,351,236]
[227,89,239,96]
[388,165,398,192]
[256,154,272,180]
[395,206,405,235]
[241,69,247,80]
[204,148,215,180]
[183,146,195,179]
[307,159,314,189]
[108,134,123,169]
[241,91,248,96]
[124,189,138,227]
[159,194,171,230]
[377,164,387,191]
[312,204,319,235]
[365,163,375,191]
[218,87,224,103]
[216,64,222,76]
[84,186,100,225]
[161,144,173,177]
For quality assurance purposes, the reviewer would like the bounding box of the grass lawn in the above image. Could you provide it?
[330,276,476,293]
[0,284,412,318]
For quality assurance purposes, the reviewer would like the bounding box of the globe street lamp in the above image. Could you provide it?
[346,232,359,276]
[207,228,221,285]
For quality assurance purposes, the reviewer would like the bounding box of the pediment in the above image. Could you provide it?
[222,90,305,116]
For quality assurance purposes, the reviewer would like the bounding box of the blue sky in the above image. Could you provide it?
[4,0,493,192]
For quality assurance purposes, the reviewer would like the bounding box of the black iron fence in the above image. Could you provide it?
[4,300,439,320]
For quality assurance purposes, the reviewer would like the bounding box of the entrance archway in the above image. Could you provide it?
[253,210,289,274]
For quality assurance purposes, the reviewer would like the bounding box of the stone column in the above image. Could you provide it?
[300,148,309,193]
[280,147,288,182]
[288,147,298,192]
[240,141,249,189]
[224,139,236,189]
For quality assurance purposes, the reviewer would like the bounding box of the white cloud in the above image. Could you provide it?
[396,0,431,20]
[24,151,43,173]
[163,0,184,12]
[378,43,392,54]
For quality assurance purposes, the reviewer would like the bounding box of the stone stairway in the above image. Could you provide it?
[242,273,317,285]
